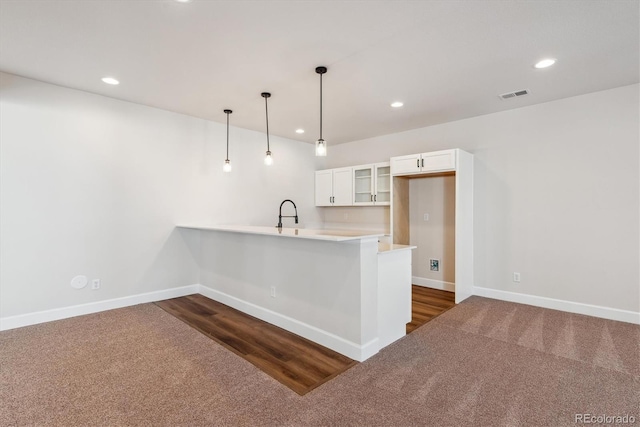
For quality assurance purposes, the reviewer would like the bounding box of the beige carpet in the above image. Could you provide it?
[1,296,638,426]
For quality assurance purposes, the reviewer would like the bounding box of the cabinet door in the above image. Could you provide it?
[374,163,391,205]
[353,165,374,205]
[332,167,353,206]
[315,170,334,206]
[390,154,421,176]
[420,149,457,173]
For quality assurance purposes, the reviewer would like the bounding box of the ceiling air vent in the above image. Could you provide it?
[499,89,530,100]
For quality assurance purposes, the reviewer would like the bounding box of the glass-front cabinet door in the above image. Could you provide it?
[353,165,374,205]
[352,162,391,206]
[375,163,391,205]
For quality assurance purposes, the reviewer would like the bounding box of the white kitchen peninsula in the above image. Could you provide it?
[177,225,415,361]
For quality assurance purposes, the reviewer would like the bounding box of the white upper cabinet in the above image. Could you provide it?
[315,167,353,206]
[333,168,353,206]
[389,154,421,175]
[315,169,334,206]
[421,150,457,172]
[353,162,391,206]
[391,149,457,176]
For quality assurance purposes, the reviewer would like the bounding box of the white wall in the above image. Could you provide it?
[3,73,637,320]
[0,72,321,318]
[325,84,640,313]
[321,206,389,233]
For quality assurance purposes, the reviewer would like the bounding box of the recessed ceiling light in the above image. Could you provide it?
[175,0,192,3]
[101,77,119,85]
[295,129,305,134]
[391,101,404,108]
[534,58,556,69]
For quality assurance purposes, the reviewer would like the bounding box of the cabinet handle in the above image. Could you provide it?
[370,194,373,202]
[417,159,420,168]
[421,158,424,168]
[374,194,377,202]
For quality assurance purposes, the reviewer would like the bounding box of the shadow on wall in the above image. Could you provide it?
[136,227,201,291]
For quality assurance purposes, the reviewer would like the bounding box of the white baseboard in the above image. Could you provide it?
[198,285,377,362]
[413,276,455,292]
[473,286,640,325]
[7,281,635,362]
[0,283,379,361]
[0,285,200,331]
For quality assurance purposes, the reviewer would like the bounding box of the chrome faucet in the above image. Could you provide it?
[277,199,298,229]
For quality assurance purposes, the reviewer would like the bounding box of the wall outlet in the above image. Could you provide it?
[270,286,276,298]
[91,279,101,290]
[430,259,440,271]
[513,272,521,283]
[423,213,429,221]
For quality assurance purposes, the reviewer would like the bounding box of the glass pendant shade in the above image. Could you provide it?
[315,139,327,156]
[264,150,273,165]
[223,159,232,172]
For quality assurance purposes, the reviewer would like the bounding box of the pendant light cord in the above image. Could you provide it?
[226,111,230,160]
[264,96,270,151]
[319,72,323,140]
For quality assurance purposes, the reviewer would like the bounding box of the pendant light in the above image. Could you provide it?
[261,92,273,165]
[223,109,232,172]
[315,66,327,156]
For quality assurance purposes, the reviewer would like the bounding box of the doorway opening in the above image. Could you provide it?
[393,172,457,324]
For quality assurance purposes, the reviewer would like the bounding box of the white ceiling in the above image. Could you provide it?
[1,0,638,145]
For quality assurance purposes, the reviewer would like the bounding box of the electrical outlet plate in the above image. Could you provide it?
[270,286,276,297]
[91,279,101,290]
[430,259,439,271]
[513,272,521,283]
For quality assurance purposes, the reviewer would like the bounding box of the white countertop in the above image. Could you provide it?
[177,224,385,242]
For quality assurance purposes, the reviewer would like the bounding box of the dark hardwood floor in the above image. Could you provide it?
[155,286,454,395]
[154,295,357,395]
[406,286,456,334]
